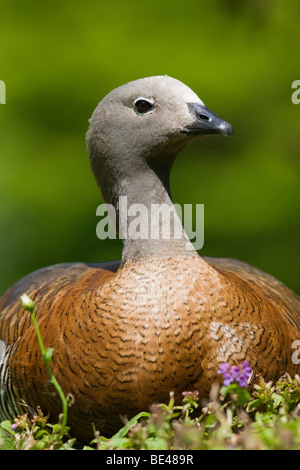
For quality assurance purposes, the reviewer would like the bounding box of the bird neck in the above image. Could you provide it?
[95,148,199,264]
[117,166,197,264]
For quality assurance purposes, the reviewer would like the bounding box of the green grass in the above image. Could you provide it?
[0,297,299,450]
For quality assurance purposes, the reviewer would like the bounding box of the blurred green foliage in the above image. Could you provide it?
[0,0,299,295]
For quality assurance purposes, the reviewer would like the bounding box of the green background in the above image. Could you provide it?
[0,0,299,296]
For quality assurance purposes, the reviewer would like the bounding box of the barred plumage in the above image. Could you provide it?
[0,342,24,422]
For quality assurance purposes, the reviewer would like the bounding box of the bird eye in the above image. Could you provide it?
[134,98,154,114]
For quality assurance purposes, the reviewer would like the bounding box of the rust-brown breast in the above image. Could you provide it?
[0,256,299,442]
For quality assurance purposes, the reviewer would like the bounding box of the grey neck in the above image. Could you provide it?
[92,146,198,264]
[119,167,196,264]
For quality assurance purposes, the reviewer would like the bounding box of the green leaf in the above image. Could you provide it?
[235,386,251,406]
[205,414,218,429]
[0,436,17,450]
[272,393,284,409]
[0,420,15,435]
[112,411,150,439]
[246,398,265,412]
[102,436,131,449]
[0,422,16,450]
[145,437,169,450]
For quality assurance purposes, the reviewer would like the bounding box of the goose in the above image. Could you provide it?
[0,76,299,443]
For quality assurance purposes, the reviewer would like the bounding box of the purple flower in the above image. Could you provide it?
[217,363,233,386]
[217,361,252,387]
[217,363,230,374]
[217,363,234,385]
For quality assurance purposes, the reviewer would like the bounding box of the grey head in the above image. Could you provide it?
[86,76,232,261]
[86,75,232,204]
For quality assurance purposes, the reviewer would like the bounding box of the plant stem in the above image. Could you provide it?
[21,294,68,432]
[29,311,68,430]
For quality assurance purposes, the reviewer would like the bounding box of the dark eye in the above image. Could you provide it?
[134,98,154,114]
[197,113,210,122]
